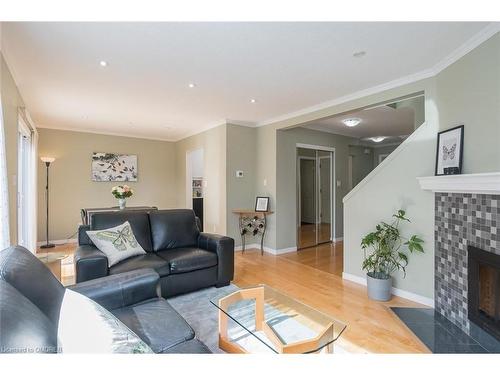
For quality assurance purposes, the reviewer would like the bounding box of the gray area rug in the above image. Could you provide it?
[167,284,239,353]
[167,284,326,354]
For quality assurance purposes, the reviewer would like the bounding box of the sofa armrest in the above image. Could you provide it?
[69,269,160,311]
[198,233,234,286]
[74,245,109,283]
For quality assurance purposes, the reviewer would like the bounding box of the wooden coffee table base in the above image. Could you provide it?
[217,286,334,354]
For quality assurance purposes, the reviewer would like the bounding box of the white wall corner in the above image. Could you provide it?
[342,272,435,307]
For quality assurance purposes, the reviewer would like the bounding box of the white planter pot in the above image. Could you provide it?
[366,272,392,301]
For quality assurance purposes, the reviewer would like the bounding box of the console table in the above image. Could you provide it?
[81,206,158,225]
[232,209,273,255]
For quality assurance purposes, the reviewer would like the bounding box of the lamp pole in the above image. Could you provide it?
[40,157,55,249]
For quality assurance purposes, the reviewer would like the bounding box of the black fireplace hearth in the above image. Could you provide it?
[468,245,500,341]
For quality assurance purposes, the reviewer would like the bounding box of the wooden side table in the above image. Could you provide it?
[232,210,273,255]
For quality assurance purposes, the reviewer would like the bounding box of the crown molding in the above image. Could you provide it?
[256,23,500,128]
[36,124,177,143]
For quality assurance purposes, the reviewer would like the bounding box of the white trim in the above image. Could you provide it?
[36,238,77,247]
[417,172,500,195]
[257,24,499,128]
[342,272,434,307]
[333,237,343,242]
[37,124,177,142]
[235,243,297,255]
[296,143,336,153]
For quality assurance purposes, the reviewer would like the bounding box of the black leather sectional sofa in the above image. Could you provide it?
[0,246,211,353]
[75,209,234,297]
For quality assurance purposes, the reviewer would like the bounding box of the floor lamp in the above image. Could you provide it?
[40,156,56,249]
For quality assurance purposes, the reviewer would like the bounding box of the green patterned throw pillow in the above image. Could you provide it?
[86,221,146,266]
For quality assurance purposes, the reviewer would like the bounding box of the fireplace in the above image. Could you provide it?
[468,245,500,340]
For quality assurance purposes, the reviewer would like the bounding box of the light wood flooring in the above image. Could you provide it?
[38,241,429,353]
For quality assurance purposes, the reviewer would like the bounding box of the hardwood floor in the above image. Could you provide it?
[40,241,429,353]
[234,243,430,354]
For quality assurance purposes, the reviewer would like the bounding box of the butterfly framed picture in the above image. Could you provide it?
[435,125,464,176]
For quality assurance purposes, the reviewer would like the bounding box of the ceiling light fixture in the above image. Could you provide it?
[250,99,257,103]
[370,136,386,143]
[188,83,196,88]
[99,60,108,67]
[353,51,366,58]
[342,118,361,127]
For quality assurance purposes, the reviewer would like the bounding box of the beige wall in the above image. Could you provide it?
[343,32,500,300]
[1,53,25,245]
[226,124,257,246]
[37,128,177,241]
[276,127,358,249]
[343,77,438,300]
[436,33,500,173]
[175,124,227,235]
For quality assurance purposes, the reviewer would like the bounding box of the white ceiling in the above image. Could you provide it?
[1,22,492,141]
[302,103,415,145]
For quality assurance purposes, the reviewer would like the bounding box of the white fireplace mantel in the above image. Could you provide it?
[417,172,500,195]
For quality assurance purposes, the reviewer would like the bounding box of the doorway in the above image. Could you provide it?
[186,148,204,231]
[297,145,335,249]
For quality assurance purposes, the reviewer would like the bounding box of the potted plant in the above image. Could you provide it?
[361,210,424,301]
[111,185,134,210]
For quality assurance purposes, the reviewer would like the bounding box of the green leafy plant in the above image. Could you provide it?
[361,210,424,280]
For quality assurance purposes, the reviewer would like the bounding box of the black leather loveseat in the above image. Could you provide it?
[75,209,234,297]
[0,246,211,353]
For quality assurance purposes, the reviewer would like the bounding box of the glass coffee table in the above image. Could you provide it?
[210,285,346,354]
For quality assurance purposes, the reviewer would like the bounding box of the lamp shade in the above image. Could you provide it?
[40,156,55,163]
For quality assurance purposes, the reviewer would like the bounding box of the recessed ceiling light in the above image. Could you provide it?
[353,51,366,58]
[342,118,361,127]
[370,136,386,143]
[99,60,108,67]
[250,99,257,103]
[188,83,196,88]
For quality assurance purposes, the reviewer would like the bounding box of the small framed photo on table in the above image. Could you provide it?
[255,197,270,212]
[435,125,464,176]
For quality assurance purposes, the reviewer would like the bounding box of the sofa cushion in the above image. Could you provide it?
[149,210,200,251]
[111,298,195,353]
[109,254,170,277]
[157,248,217,274]
[86,221,146,267]
[58,289,153,353]
[91,212,153,252]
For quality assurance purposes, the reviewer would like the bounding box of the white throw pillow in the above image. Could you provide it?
[86,221,146,267]
[58,289,153,353]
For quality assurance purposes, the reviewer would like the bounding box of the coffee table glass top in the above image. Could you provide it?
[210,285,346,354]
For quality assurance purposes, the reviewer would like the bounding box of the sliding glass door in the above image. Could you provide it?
[297,147,333,249]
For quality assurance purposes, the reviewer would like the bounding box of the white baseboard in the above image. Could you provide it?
[333,237,343,242]
[342,272,434,307]
[37,238,77,247]
[235,243,297,255]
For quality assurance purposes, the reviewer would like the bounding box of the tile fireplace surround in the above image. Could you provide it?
[435,192,499,333]
[418,173,500,350]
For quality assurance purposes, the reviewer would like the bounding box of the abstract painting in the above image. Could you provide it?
[91,152,138,181]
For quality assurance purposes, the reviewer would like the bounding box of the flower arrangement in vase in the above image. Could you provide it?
[111,185,134,210]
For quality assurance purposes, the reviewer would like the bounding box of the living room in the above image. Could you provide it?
[1,1,500,373]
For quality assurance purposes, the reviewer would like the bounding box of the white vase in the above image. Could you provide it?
[118,198,126,210]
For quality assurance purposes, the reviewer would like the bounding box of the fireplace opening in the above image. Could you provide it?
[468,245,500,340]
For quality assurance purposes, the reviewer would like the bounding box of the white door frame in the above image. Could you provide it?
[296,143,336,247]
